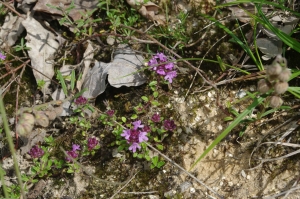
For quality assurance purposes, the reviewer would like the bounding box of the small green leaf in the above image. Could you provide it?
[149,81,157,87]
[151,100,160,106]
[156,144,164,150]
[224,117,233,121]
[121,117,126,123]
[153,91,158,98]
[141,96,149,102]
[137,154,143,159]
[145,155,151,161]
[152,156,158,165]
[56,70,68,96]
[157,161,165,168]
[131,114,138,119]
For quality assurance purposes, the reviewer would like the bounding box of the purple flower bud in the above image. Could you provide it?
[72,144,81,151]
[87,137,99,150]
[66,150,79,162]
[74,96,87,105]
[142,125,151,133]
[151,113,160,122]
[106,109,115,117]
[28,145,44,158]
[163,119,176,131]
[0,52,6,60]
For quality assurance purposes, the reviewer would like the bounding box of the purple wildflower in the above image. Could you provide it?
[129,142,141,152]
[87,137,99,150]
[74,96,87,105]
[164,71,177,83]
[151,113,160,123]
[0,52,6,60]
[142,125,151,133]
[148,52,177,83]
[163,119,176,131]
[132,120,144,130]
[66,150,79,162]
[155,52,167,62]
[121,121,149,153]
[28,145,44,158]
[106,109,115,117]
[72,144,81,151]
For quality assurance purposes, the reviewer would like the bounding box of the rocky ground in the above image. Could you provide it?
[1,0,300,199]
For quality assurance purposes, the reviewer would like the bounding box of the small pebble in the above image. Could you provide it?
[241,170,246,178]
[190,187,196,193]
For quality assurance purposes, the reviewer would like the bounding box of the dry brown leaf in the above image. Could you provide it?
[22,12,60,94]
[0,13,25,48]
[33,0,98,21]
[126,0,166,25]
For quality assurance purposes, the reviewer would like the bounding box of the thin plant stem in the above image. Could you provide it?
[0,90,26,199]
[0,164,8,198]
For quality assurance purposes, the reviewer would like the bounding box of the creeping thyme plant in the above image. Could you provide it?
[98,52,177,169]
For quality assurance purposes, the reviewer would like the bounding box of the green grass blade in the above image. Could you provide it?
[0,90,26,198]
[216,0,300,17]
[189,94,266,171]
[57,70,68,96]
[288,87,300,99]
[71,69,76,91]
[200,14,261,70]
[248,6,300,53]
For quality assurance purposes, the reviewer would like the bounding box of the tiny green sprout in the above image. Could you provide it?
[13,38,31,52]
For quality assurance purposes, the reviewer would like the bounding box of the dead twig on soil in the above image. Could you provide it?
[145,142,224,199]
[0,1,26,19]
[109,170,140,199]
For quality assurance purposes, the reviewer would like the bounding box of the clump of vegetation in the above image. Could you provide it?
[1,0,300,198]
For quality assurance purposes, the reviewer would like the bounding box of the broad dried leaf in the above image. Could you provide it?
[0,13,25,48]
[82,61,108,99]
[256,38,282,60]
[106,47,146,88]
[81,46,146,99]
[227,3,270,23]
[22,13,59,94]
[126,0,166,25]
[33,0,98,21]
[77,41,94,91]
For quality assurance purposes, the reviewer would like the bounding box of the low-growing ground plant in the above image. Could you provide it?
[1,0,300,198]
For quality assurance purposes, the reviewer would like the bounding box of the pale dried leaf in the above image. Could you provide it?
[77,41,94,91]
[33,0,98,21]
[22,13,60,94]
[256,38,282,60]
[126,0,165,25]
[82,61,108,99]
[0,13,25,48]
[81,45,146,99]
[106,46,146,88]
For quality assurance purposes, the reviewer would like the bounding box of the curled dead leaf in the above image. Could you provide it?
[44,110,57,120]
[34,111,49,127]
[126,0,166,25]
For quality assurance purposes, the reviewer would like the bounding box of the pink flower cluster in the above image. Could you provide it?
[66,144,81,162]
[28,145,44,158]
[0,52,6,60]
[121,120,149,153]
[74,96,87,105]
[148,52,177,83]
